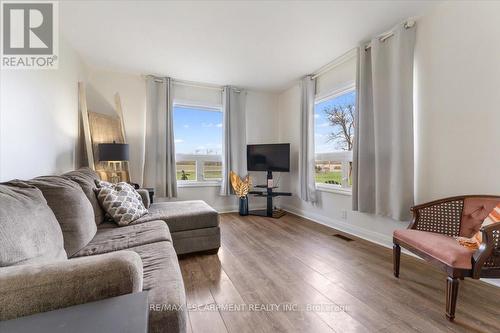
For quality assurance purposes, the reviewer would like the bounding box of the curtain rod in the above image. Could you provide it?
[174,79,242,93]
[143,75,241,92]
[143,74,166,83]
[311,48,357,80]
[142,75,223,90]
[173,79,224,91]
[364,20,415,51]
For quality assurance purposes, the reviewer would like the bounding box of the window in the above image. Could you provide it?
[314,88,355,191]
[173,104,223,184]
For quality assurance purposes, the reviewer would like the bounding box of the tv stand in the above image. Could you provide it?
[248,171,291,218]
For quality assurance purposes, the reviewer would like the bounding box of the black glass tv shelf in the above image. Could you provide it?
[254,185,279,189]
[248,171,291,218]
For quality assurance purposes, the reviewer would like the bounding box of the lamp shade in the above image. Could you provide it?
[98,143,129,161]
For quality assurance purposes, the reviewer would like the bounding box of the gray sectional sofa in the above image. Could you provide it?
[0,168,220,333]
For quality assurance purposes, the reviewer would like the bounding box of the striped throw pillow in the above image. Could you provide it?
[457,203,500,250]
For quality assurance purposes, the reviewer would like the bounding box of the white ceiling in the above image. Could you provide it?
[61,0,438,92]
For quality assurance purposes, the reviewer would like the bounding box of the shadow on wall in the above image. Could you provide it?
[76,112,87,169]
[74,83,116,171]
[55,150,75,175]
[85,83,144,184]
[85,84,118,117]
[126,132,145,185]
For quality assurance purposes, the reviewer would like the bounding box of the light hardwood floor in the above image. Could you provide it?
[179,213,500,333]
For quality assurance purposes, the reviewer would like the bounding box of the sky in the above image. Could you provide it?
[173,92,355,155]
[314,90,356,153]
[173,106,223,155]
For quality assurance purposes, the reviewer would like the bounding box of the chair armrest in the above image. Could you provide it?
[472,223,500,278]
[137,189,151,208]
[0,251,143,321]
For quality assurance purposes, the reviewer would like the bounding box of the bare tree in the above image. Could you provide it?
[323,104,355,151]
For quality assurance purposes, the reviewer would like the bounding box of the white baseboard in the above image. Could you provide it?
[216,205,267,214]
[281,204,500,288]
[482,279,500,287]
[215,206,238,213]
[281,204,394,248]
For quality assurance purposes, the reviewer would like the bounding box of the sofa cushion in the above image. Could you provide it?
[136,189,151,209]
[0,251,143,321]
[28,176,97,257]
[133,200,219,232]
[394,229,475,269]
[127,241,186,333]
[72,220,171,257]
[0,181,67,266]
[171,227,220,255]
[63,168,105,225]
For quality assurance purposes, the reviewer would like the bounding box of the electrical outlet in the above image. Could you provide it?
[341,210,348,220]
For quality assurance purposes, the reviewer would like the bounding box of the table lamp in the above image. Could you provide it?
[98,142,129,183]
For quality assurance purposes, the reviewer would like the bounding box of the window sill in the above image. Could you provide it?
[177,181,221,188]
[316,184,352,196]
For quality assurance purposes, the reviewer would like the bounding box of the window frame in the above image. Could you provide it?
[173,101,224,187]
[313,82,355,195]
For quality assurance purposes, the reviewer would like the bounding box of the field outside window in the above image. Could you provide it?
[173,104,223,184]
[314,89,355,190]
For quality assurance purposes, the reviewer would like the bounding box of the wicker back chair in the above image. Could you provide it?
[393,195,500,320]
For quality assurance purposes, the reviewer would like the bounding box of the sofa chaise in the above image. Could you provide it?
[0,168,220,333]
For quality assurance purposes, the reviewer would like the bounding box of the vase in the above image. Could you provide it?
[239,196,249,216]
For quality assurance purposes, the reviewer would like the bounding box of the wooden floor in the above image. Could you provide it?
[179,213,500,333]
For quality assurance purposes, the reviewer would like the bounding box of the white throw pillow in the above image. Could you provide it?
[96,181,148,226]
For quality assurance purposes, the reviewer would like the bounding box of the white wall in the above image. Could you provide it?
[171,90,280,211]
[246,91,280,144]
[85,68,146,184]
[315,53,356,99]
[174,84,222,107]
[415,1,500,287]
[277,84,404,247]
[245,90,281,191]
[278,0,500,244]
[84,70,280,211]
[277,1,500,286]
[415,1,500,203]
[0,38,88,181]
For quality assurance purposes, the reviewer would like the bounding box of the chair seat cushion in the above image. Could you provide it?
[72,220,171,257]
[394,229,476,269]
[133,200,219,233]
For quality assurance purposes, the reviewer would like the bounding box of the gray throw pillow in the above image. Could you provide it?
[28,176,97,257]
[96,181,148,226]
[0,181,67,267]
[63,168,105,225]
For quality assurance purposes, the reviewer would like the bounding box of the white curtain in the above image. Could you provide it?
[352,23,416,221]
[299,75,317,202]
[220,86,247,196]
[143,76,177,198]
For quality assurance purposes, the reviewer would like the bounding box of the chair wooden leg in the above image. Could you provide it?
[393,244,401,278]
[446,277,459,321]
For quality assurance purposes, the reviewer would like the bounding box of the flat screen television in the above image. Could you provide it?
[247,143,290,172]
